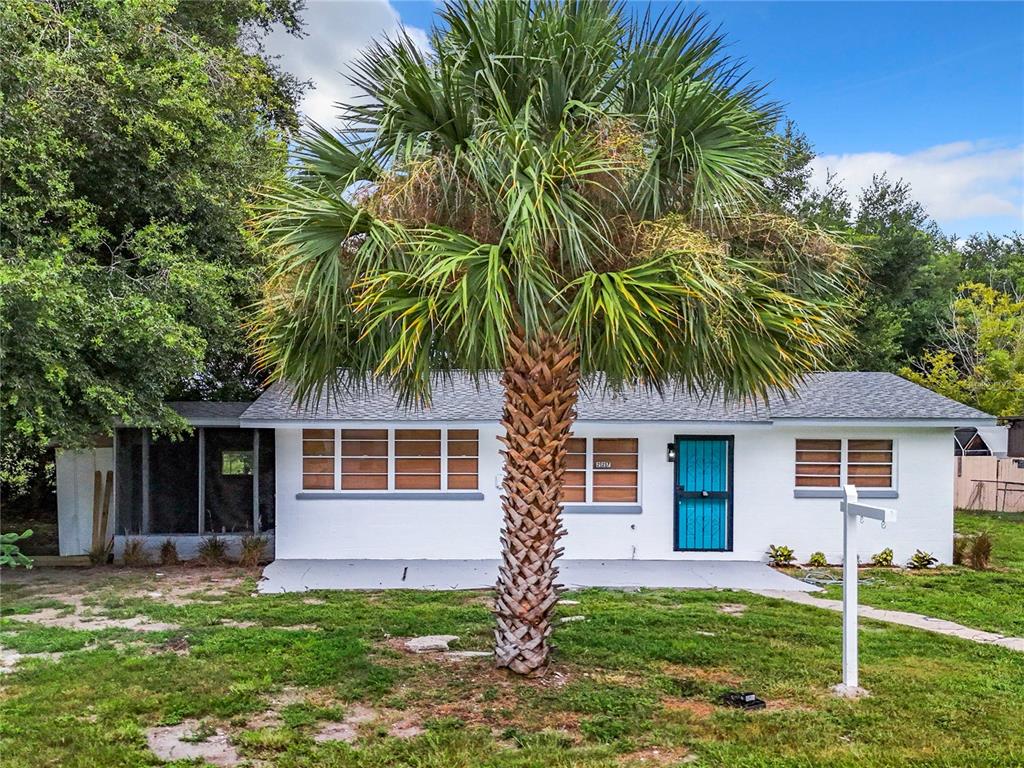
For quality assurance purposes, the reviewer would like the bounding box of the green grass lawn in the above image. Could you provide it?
[1,558,1022,768]
[820,511,1024,636]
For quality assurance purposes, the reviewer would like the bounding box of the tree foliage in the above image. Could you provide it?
[766,124,1023,380]
[903,284,1024,417]
[0,0,304,484]
[255,0,856,407]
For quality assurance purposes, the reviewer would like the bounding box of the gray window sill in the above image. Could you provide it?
[793,489,898,500]
[563,504,642,515]
[295,491,484,501]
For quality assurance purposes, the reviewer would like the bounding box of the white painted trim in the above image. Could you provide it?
[774,418,993,428]
[440,427,449,492]
[386,428,395,490]
[241,419,776,430]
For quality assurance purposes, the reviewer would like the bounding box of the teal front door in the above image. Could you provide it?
[674,436,733,551]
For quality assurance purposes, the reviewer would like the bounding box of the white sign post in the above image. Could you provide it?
[835,484,896,699]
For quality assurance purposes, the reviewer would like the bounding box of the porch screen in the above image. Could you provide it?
[341,429,388,490]
[795,439,841,487]
[846,439,893,488]
[302,429,335,489]
[447,430,479,489]
[150,432,200,533]
[592,438,639,502]
[395,429,441,490]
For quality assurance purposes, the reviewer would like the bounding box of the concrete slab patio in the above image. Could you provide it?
[258,558,818,594]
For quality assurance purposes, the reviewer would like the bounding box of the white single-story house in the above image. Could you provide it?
[55,371,994,578]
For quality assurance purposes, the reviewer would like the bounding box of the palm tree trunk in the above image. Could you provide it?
[494,331,579,676]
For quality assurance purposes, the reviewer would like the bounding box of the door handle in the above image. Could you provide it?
[701,490,709,498]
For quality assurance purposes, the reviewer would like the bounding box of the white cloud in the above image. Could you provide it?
[266,0,430,127]
[809,141,1024,226]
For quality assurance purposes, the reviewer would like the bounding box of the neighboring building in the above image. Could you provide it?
[56,372,994,568]
[954,426,1009,457]
[1005,417,1024,458]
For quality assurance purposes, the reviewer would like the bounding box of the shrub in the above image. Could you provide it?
[807,551,828,567]
[766,544,796,567]
[907,550,938,569]
[239,535,268,567]
[952,536,968,565]
[159,539,180,566]
[969,532,993,570]
[870,547,894,567]
[121,538,149,567]
[1,530,33,568]
[198,535,228,565]
[89,538,113,566]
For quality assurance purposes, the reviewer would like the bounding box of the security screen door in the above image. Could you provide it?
[674,436,733,551]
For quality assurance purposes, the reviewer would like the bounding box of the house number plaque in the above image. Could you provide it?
[593,460,612,469]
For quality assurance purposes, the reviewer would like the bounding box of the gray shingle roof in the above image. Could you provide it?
[238,372,992,424]
[167,401,253,424]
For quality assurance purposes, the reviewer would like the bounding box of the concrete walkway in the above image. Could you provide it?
[756,590,1024,652]
[259,559,816,594]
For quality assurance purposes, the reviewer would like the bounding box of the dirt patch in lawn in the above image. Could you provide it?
[618,745,694,766]
[659,663,743,687]
[0,647,64,673]
[149,635,190,656]
[662,696,716,719]
[146,720,240,766]
[8,607,179,632]
[716,603,748,616]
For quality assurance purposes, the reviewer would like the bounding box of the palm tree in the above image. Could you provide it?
[255,0,854,676]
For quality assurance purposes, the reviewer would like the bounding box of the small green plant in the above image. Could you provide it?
[121,538,149,567]
[969,532,993,570]
[908,550,938,569]
[239,534,267,567]
[198,535,228,565]
[952,536,968,565]
[870,547,894,567]
[89,541,112,566]
[807,551,828,567]
[159,539,180,566]
[766,544,796,567]
[1,530,33,568]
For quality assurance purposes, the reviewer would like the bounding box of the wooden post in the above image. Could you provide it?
[91,470,103,550]
[100,470,113,550]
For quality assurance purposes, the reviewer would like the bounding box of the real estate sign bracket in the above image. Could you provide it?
[836,484,896,698]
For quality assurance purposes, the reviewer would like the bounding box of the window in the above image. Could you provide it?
[563,436,640,503]
[395,429,441,490]
[302,429,335,489]
[795,438,894,490]
[221,451,253,476]
[795,439,841,488]
[341,429,388,489]
[302,428,479,492]
[846,439,894,488]
[447,430,479,489]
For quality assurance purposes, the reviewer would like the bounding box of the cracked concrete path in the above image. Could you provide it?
[755,590,1024,652]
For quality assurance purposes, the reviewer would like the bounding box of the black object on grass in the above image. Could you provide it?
[719,691,766,710]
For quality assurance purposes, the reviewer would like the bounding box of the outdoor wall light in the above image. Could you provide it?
[666,443,676,462]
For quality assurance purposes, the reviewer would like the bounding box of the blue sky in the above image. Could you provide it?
[269,1,1023,236]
